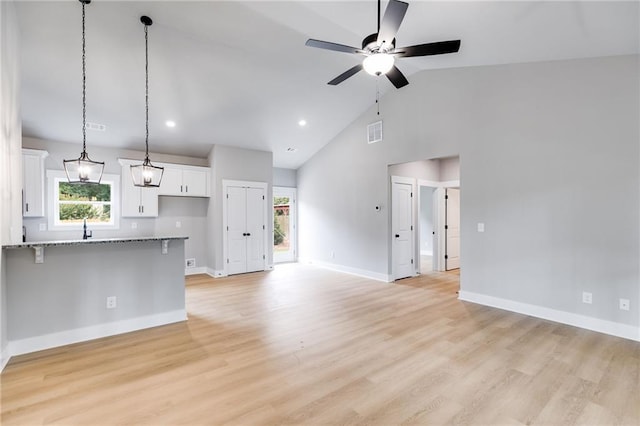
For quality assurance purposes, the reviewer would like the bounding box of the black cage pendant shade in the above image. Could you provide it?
[63,0,104,184]
[131,15,163,187]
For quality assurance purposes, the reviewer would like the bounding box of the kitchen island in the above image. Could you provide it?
[2,236,188,357]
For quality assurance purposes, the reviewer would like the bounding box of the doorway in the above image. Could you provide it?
[445,188,460,271]
[419,185,437,273]
[273,187,296,263]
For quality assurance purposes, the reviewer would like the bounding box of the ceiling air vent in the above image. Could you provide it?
[85,122,106,132]
[367,120,382,144]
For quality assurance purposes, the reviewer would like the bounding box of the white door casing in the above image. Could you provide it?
[445,188,460,270]
[392,176,415,280]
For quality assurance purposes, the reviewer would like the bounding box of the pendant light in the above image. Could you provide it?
[63,0,104,184]
[130,15,163,187]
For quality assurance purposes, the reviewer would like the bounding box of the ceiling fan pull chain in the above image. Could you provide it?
[376,78,380,116]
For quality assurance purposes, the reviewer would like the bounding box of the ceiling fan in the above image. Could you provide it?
[305,0,461,89]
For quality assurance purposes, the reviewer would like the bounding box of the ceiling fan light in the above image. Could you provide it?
[363,53,394,76]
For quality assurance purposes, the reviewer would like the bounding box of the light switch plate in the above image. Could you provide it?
[619,299,630,311]
[477,223,485,232]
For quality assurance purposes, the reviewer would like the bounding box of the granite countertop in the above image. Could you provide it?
[2,236,189,249]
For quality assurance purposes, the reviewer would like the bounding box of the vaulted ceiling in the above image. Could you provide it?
[15,1,639,169]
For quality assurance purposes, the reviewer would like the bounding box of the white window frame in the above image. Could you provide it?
[46,170,120,231]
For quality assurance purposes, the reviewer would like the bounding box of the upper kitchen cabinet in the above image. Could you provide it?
[119,160,159,217]
[158,164,210,197]
[22,149,49,217]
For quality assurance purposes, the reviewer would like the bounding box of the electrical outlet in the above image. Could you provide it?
[176,221,182,228]
[39,223,46,231]
[330,251,335,259]
[106,296,117,309]
[131,222,137,229]
[477,223,485,232]
[619,298,630,311]
[582,292,593,304]
[186,258,196,268]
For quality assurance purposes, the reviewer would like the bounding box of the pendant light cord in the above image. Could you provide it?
[81,1,87,155]
[144,23,150,163]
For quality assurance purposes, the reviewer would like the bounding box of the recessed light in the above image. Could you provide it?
[165,120,176,128]
[298,119,307,127]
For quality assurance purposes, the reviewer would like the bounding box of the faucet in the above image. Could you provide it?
[83,218,92,240]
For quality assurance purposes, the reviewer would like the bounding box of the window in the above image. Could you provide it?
[47,170,120,230]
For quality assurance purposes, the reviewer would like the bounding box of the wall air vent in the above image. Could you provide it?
[367,120,382,144]
[85,122,106,132]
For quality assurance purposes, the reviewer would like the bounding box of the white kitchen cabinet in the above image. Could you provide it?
[120,163,158,217]
[158,164,209,197]
[22,149,48,217]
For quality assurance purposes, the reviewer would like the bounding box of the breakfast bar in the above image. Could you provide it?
[2,236,188,356]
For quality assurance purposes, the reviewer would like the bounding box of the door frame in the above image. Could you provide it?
[391,175,416,281]
[273,186,297,264]
[222,179,269,277]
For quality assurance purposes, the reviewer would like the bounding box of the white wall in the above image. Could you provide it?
[298,55,639,335]
[207,144,273,273]
[0,0,23,370]
[21,137,209,269]
[273,167,297,188]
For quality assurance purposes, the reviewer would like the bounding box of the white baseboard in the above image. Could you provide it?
[185,267,207,276]
[300,258,392,283]
[8,309,187,358]
[206,267,226,278]
[458,291,640,342]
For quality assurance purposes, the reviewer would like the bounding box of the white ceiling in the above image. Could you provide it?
[15,1,639,169]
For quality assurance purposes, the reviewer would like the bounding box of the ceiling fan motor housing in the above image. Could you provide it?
[362,33,395,53]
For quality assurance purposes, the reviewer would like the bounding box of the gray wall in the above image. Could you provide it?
[21,137,209,268]
[273,167,297,188]
[297,55,639,328]
[388,159,440,182]
[207,144,273,272]
[1,0,22,367]
[439,157,460,182]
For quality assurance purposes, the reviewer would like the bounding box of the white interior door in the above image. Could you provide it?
[245,187,265,273]
[445,188,460,270]
[227,186,248,275]
[392,179,415,280]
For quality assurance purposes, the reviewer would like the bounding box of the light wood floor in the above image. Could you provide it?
[1,264,639,425]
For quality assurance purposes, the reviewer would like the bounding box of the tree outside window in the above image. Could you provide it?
[57,182,112,224]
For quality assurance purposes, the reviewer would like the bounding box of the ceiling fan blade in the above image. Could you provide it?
[386,65,409,89]
[377,0,409,51]
[395,40,461,58]
[328,64,363,85]
[306,39,364,55]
